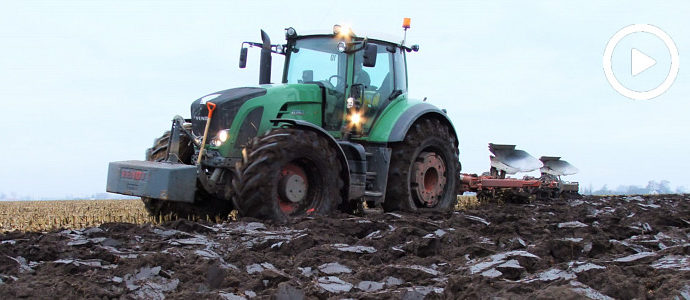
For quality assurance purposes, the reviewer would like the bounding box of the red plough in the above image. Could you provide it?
[459,143,580,201]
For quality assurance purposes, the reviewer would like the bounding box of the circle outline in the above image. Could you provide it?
[603,24,680,100]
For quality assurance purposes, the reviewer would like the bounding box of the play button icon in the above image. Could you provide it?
[631,48,656,76]
[603,24,680,100]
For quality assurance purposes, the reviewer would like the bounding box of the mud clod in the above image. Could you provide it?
[0,195,688,298]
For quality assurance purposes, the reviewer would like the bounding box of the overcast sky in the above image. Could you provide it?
[0,0,688,199]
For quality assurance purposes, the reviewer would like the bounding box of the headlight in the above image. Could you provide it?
[211,129,230,147]
[218,129,229,142]
[337,41,347,53]
[285,27,297,39]
[350,112,362,125]
[333,24,352,37]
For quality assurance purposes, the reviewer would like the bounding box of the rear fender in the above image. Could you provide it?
[368,101,459,146]
[388,103,458,145]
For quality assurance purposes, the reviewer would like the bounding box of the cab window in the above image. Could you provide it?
[354,46,392,99]
[393,50,407,94]
[353,43,403,133]
[286,38,347,89]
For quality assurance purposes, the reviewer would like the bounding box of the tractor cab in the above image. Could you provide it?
[241,25,417,138]
[282,28,413,137]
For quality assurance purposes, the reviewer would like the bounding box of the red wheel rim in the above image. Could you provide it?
[277,162,309,214]
[411,152,447,207]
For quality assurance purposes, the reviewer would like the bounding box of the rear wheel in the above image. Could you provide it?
[383,118,460,212]
[233,128,343,224]
[142,125,233,220]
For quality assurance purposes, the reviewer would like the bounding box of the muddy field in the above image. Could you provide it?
[0,195,688,299]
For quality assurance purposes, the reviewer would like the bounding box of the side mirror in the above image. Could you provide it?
[239,48,248,68]
[363,44,377,67]
[302,70,313,82]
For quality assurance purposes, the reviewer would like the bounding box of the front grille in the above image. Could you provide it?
[235,107,264,149]
[192,103,241,138]
[190,87,266,138]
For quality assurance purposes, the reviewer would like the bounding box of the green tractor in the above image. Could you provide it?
[107,22,461,223]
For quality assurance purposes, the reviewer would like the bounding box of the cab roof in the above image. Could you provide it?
[289,32,415,52]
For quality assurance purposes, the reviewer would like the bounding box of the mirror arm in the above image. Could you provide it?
[242,41,263,48]
[242,42,287,55]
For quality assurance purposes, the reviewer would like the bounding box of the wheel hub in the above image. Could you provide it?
[412,152,447,207]
[277,162,308,214]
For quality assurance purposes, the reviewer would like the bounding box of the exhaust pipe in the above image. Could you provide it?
[259,30,272,84]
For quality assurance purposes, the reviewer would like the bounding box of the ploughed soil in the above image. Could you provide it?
[1,195,688,299]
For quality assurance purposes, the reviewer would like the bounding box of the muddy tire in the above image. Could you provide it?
[383,118,460,212]
[144,126,194,164]
[233,128,343,224]
[142,124,233,220]
[536,189,552,200]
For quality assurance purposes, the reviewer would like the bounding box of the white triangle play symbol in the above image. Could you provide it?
[631,48,656,76]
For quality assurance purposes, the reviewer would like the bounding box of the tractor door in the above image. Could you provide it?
[353,43,407,134]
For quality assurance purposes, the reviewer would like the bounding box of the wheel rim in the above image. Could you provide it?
[277,162,309,214]
[411,151,447,207]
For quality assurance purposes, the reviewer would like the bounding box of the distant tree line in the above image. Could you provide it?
[582,180,687,195]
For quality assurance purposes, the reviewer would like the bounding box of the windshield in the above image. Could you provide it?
[285,37,347,88]
[285,37,348,132]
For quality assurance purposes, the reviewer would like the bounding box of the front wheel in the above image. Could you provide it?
[383,118,460,212]
[233,128,343,224]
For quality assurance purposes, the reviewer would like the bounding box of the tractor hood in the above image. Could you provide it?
[191,83,325,155]
[190,87,267,137]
